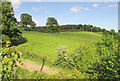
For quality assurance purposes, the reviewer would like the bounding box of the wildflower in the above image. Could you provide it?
[6,40,11,44]
[11,46,15,50]
[19,53,22,55]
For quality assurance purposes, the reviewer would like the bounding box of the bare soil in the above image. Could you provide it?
[16,60,59,75]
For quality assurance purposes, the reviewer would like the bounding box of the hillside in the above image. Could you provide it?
[16,31,102,64]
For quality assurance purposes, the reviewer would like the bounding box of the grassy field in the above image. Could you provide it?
[16,31,102,64]
[14,31,103,79]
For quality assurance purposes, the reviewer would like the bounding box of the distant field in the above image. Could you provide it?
[16,31,102,63]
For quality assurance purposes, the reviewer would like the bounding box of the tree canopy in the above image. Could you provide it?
[20,13,36,29]
[2,2,22,43]
[46,17,60,33]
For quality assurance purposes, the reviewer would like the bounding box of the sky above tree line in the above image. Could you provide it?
[11,0,119,32]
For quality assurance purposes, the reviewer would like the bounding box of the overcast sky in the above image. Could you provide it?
[11,0,119,31]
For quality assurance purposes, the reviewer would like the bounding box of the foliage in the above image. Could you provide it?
[35,24,106,33]
[119,30,120,33]
[2,2,22,43]
[89,34,120,79]
[54,44,98,74]
[2,34,10,44]
[53,33,120,79]
[102,28,110,35]
[54,45,70,67]
[110,29,115,35]
[71,68,90,79]
[29,21,36,29]
[23,26,34,31]
[2,41,22,79]
[20,13,32,27]
[46,17,60,33]
[14,66,72,79]
[69,46,98,72]
[20,13,36,30]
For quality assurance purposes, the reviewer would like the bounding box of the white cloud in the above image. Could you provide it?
[32,6,50,13]
[39,6,47,9]
[44,6,47,8]
[93,3,99,8]
[32,8,36,10]
[84,7,89,11]
[70,6,89,12]
[108,4,118,8]
[79,7,83,10]
[102,6,106,8]
[70,7,79,12]
[32,7,39,12]
[44,10,51,14]
[11,0,21,11]
[70,6,83,12]
[40,6,42,9]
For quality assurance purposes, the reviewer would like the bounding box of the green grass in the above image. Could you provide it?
[14,31,102,78]
[16,31,102,65]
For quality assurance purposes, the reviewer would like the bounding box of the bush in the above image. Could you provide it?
[54,34,120,79]
[69,46,97,72]
[23,26,34,31]
[54,45,70,67]
[2,35,10,44]
[2,41,22,79]
[89,35,120,79]
[71,68,90,79]
[54,45,98,72]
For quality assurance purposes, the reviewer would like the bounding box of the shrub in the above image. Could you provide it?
[2,35,10,44]
[2,41,22,79]
[89,35,120,79]
[54,45,98,72]
[54,45,70,67]
[71,68,90,79]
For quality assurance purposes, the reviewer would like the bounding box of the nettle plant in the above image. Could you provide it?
[70,46,93,71]
[54,45,96,71]
[2,41,22,79]
[54,45,70,67]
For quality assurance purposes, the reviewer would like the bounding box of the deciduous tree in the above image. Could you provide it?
[20,13,36,30]
[46,17,60,33]
[20,13,32,27]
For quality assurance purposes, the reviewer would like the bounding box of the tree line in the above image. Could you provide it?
[18,13,118,35]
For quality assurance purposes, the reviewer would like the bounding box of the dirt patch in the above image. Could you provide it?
[16,60,59,75]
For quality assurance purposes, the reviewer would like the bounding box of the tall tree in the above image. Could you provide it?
[46,17,59,33]
[0,1,2,34]
[29,21,36,29]
[110,29,115,35]
[89,25,93,32]
[102,28,109,35]
[20,13,32,27]
[79,24,83,31]
[2,2,22,43]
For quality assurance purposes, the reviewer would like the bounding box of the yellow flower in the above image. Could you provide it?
[17,50,21,54]
[6,40,10,44]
